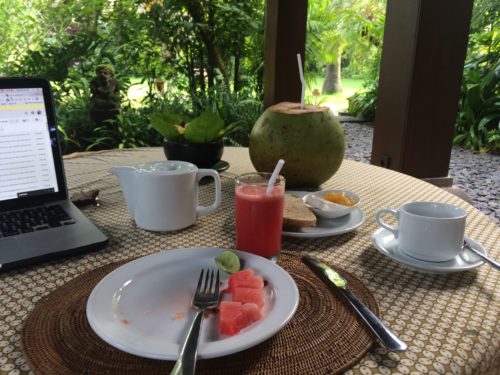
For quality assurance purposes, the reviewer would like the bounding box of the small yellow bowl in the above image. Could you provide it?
[303,190,361,219]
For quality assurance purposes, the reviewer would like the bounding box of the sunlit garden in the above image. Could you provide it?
[0,0,498,154]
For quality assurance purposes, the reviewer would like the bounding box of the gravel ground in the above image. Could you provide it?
[341,122,500,225]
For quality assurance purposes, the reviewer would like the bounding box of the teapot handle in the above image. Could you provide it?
[196,169,221,217]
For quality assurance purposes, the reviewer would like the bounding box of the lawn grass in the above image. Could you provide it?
[305,76,364,115]
[126,75,365,114]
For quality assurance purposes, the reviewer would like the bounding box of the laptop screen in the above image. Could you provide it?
[0,78,67,209]
[0,87,60,202]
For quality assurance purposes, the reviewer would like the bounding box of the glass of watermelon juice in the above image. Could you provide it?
[235,172,285,261]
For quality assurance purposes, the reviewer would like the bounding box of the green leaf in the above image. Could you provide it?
[453,134,466,144]
[184,109,224,143]
[465,85,481,110]
[478,115,498,130]
[149,113,189,141]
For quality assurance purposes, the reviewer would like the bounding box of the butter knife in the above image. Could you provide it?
[302,255,407,352]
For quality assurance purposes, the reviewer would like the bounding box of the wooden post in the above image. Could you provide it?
[371,0,474,179]
[263,0,308,109]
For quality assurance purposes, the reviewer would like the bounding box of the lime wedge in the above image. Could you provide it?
[215,250,241,274]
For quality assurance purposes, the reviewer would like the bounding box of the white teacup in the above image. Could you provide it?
[111,160,221,231]
[375,201,467,262]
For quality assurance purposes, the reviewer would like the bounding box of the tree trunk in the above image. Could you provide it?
[185,0,231,92]
[234,43,241,93]
[322,56,342,94]
[207,64,214,89]
[186,47,197,97]
[198,49,206,94]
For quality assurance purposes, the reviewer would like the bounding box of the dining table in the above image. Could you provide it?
[0,146,499,375]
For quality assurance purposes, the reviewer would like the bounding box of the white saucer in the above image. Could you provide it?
[371,228,486,273]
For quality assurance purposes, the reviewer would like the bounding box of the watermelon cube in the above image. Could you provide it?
[220,268,267,337]
[220,301,243,336]
[232,286,265,308]
[219,301,263,336]
[241,302,263,322]
[228,268,264,292]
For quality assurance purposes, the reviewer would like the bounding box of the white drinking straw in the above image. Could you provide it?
[297,53,305,109]
[266,159,285,195]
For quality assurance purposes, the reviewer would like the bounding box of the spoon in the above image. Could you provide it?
[304,194,343,212]
[463,240,500,270]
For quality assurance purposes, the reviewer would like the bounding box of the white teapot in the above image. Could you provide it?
[111,160,221,232]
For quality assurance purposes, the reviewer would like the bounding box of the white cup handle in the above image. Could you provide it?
[375,208,400,239]
[196,169,221,217]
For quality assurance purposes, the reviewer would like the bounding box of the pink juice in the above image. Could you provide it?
[235,184,284,258]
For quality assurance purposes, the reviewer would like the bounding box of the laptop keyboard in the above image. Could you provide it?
[0,205,75,237]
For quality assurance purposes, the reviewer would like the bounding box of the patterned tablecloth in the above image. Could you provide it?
[0,147,499,375]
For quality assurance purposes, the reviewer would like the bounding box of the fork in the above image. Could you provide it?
[170,269,220,375]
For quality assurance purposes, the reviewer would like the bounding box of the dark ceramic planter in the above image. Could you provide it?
[162,138,224,168]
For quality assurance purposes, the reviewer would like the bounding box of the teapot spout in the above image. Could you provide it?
[110,166,137,215]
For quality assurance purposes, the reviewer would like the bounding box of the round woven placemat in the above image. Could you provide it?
[21,252,378,375]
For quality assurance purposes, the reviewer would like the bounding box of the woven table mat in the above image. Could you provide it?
[21,252,378,375]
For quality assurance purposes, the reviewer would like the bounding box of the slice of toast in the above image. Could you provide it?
[283,194,317,228]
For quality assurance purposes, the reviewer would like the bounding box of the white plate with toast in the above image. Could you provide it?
[282,191,365,238]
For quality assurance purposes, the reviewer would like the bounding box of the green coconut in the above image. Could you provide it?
[249,102,345,187]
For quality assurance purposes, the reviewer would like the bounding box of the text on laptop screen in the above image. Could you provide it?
[0,87,59,202]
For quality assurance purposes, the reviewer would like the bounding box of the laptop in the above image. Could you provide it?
[0,77,108,271]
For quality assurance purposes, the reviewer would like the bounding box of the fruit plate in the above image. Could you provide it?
[86,248,299,360]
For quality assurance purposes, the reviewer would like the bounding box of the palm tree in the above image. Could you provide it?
[307,0,385,94]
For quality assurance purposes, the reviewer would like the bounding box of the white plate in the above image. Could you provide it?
[371,228,485,273]
[86,248,299,360]
[283,191,365,238]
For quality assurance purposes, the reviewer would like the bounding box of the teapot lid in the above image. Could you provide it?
[136,160,197,174]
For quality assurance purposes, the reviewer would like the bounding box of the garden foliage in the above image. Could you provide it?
[346,0,499,152]
[0,0,263,153]
[0,0,497,153]
[306,0,385,94]
[453,2,499,152]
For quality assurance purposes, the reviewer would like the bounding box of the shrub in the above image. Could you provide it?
[54,76,95,155]
[144,85,262,147]
[55,72,162,154]
[453,56,500,152]
[85,105,161,151]
[191,87,263,147]
[346,82,378,121]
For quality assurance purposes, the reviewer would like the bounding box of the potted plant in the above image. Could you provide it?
[150,108,226,168]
